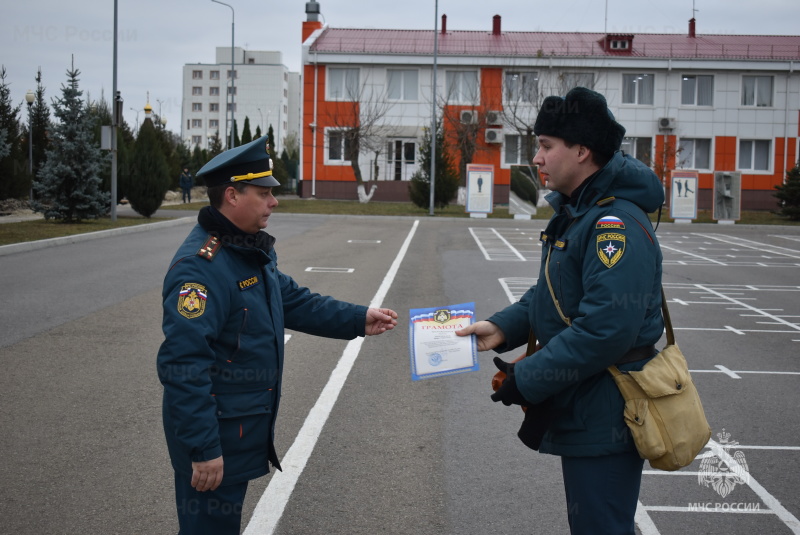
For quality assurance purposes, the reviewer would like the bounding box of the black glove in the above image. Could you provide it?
[490,357,528,406]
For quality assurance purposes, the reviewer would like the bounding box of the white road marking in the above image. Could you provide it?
[244,220,419,535]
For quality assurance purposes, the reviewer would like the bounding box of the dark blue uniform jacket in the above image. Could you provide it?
[488,151,665,457]
[157,218,367,484]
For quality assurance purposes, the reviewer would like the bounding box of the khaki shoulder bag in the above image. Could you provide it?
[545,246,711,471]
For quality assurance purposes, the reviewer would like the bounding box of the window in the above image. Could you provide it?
[191,135,202,145]
[192,103,202,112]
[739,139,771,171]
[446,71,479,103]
[192,87,202,96]
[328,68,360,100]
[327,130,353,162]
[210,103,219,112]
[678,138,711,169]
[504,135,534,165]
[209,119,219,128]
[227,70,237,79]
[504,71,538,103]
[610,40,629,50]
[248,58,255,64]
[622,73,654,105]
[227,86,237,95]
[560,72,595,93]
[681,75,713,106]
[387,70,419,101]
[742,75,773,107]
[226,103,237,112]
[192,70,202,79]
[210,87,220,96]
[620,137,652,166]
[191,119,202,128]
[210,71,220,80]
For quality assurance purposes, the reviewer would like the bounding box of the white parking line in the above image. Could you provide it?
[243,220,419,535]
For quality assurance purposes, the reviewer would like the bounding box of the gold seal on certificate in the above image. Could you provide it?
[409,302,479,380]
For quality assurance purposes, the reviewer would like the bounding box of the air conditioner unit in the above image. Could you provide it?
[485,128,503,144]
[658,117,677,131]
[486,110,503,126]
[460,110,477,124]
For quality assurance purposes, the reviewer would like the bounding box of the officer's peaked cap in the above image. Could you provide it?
[197,135,280,188]
[533,87,625,158]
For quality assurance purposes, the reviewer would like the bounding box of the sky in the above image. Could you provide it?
[2,0,798,133]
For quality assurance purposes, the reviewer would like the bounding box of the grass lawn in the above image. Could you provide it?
[1,198,796,247]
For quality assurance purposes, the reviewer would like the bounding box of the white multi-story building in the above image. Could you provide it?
[299,2,800,209]
[181,47,300,156]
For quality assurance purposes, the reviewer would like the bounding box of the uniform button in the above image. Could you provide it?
[217,410,223,416]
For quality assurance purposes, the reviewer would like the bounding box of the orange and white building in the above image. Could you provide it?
[299,1,800,209]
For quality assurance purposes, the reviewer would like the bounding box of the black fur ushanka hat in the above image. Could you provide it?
[533,87,626,158]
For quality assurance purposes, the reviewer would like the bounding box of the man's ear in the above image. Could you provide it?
[223,185,238,206]
[576,145,593,164]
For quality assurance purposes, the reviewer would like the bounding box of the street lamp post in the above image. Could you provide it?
[130,107,140,135]
[212,0,235,149]
[25,89,34,202]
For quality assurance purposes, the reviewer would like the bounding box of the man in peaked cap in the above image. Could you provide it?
[458,88,665,534]
[157,136,398,534]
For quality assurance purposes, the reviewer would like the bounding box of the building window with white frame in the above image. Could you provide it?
[504,71,538,103]
[387,69,419,101]
[622,73,654,105]
[210,87,220,96]
[741,75,773,107]
[192,103,202,112]
[227,70,237,79]
[191,135,202,145]
[210,103,219,112]
[327,130,353,162]
[445,70,479,104]
[327,68,360,100]
[739,139,771,171]
[681,75,713,106]
[191,119,202,128]
[226,103,237,112]
[503,134,534,165]
[192,87,202,96]
[192,70,202,80]
[620,137,652,166]
[227,86,237,96]
[678,138,711,169]
[209,119,219,128]
[210,71,220,80]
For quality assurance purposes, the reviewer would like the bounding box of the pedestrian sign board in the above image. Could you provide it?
[669,170,698,221]
[466,164,494,215]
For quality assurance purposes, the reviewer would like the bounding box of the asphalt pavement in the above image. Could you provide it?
[1,211,799,535]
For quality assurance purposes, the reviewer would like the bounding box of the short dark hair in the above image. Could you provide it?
[561,139,613,168]
[207,182,249,208]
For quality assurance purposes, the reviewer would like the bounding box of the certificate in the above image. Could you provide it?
[409,302,479,381]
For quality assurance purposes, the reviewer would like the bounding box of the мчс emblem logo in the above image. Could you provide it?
[596,232,626,268]
[698,429,750,498]
[434,309,451,323]
[178,283,208,319]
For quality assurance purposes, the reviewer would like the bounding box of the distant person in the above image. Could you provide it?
[157,136,398,534]
[179,168,193,203]
[676,180,683,198]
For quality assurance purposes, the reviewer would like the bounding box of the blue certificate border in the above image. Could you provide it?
[408,302,479,381]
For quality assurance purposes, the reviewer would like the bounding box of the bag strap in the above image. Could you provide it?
[544,244,675,374]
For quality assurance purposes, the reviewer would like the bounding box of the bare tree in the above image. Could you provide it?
[322,71,395,203]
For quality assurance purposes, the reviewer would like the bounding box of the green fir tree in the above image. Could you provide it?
[0,66,26,200]
[31,67,109,221]
[126,117,170,218]
[774,162,800,221]
[241,116,252,145]
[408,121,459,209]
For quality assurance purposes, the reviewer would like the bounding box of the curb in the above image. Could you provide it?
[0,217,194,257]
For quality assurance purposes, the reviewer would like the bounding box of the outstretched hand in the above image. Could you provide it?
[365,307,399,335]
[455,320,506,351]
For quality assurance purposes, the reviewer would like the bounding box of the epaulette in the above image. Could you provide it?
[196,235,222,261]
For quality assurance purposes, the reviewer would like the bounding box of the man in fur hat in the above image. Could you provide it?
[458,87,665,534]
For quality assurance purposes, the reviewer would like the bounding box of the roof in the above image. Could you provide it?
[310,28,800,61]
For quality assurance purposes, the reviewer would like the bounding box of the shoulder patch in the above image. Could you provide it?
[596,216,625,230]
[197,235,221,261]
[597,233,626,268]
[178,283,208,318]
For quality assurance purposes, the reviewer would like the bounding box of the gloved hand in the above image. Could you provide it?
[490,357,528,406]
